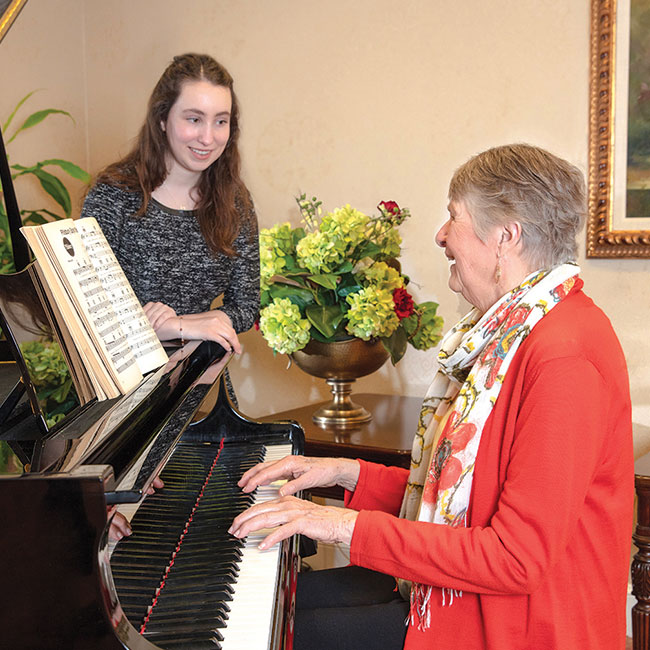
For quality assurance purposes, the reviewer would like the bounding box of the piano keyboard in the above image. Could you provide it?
[111,440,292,650]
[220,444,290,649]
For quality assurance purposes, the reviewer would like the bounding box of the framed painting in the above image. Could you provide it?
[0,0,27,45]
[588,0,650,257]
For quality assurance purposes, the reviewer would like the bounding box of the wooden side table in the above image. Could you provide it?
[263,393,420,499]
[633,453,650,650]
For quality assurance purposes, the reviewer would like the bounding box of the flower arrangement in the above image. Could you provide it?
[258,195,444,363]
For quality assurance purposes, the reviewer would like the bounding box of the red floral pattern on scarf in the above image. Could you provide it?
[480,303,533,389]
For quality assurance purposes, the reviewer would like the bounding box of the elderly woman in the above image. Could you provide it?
[229,144,633,650]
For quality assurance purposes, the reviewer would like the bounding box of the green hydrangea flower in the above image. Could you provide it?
[410,316,444,350]
[296,230,343,274]
[296,205,370,274]
[320,205,369,251]
[402,302,444,350]
[377,225,402,258]
[345,285,399,340]
[361,261,405,293]
[260,223,294,289]
[259,297,311,354]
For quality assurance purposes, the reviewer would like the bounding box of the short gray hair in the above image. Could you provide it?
[448,144,586,269]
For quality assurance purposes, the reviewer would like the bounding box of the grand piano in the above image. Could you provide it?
[0,116,304,648]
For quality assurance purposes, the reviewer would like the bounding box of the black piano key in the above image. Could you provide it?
[143,632,221,649]
[113,563,239,581]
[146,598,230,620]
[148,580,235,597]
[144,613,228,634]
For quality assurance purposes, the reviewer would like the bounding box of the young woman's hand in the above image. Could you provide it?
[181,310,242,353]
[143,301,177,331]
[108,508,132,541]
[143,303,242,354]
[108,476,164,541]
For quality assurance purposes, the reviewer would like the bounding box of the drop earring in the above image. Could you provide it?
[495,252,502,284]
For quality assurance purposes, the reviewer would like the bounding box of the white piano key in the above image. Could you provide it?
[219,442,292,650]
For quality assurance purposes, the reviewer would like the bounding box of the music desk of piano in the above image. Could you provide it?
[262,393,420,500]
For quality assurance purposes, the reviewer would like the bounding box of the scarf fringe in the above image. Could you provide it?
[408,584,464,630]
[441,587,462,607]
[409,584,432,630]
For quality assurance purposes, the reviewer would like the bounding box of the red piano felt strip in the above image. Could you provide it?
[140,437,226,634]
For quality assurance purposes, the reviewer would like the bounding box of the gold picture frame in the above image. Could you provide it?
[588,0,650,258]
[0,0,27,45]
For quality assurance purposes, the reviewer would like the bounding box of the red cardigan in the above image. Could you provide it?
[346,287,633,650]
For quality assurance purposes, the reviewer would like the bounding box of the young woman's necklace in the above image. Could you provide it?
[158,184,194,211]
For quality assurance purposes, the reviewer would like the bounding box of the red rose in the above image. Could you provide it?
[254,319,260,331]
[392,287,415,319]
[378,200,400,216]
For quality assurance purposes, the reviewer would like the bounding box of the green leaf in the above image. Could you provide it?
[269,284,314,309]
[21,211,50,226]
[39,159,91,183]
[2,91,38,132]
[309,327,336,343]
[308,273,339,290]
[336,260,354,273]
[305,303,345,338]
[381,326,408,365]
[355,241,382,258]
[292,227,306,247]
[10,163,38,174]
[38,208,64,221]
[337,285,361,299]
[0,207,10,237]
[32,168,71,216]
[7,109,73,144]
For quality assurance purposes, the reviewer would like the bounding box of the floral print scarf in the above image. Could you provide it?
[399,263,580,629]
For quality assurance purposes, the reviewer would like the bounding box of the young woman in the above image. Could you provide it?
[82,53,259,363]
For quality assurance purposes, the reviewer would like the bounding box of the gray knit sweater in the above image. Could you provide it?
[81,183,260,333]
[81,184,260,404]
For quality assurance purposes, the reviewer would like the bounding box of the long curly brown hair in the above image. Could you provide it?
[94,53,252,256]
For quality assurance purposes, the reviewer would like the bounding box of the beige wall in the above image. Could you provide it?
[3,0,650,446]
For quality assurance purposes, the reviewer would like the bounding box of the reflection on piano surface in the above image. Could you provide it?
[0,329,305,650]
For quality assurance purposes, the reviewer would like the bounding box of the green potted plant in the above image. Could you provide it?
[0,92,90,365]
[0,91,91,273]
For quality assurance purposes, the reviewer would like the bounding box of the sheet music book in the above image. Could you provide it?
[20,217,168,401]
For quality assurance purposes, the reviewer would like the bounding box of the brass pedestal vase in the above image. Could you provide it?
[291,338,389,427]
